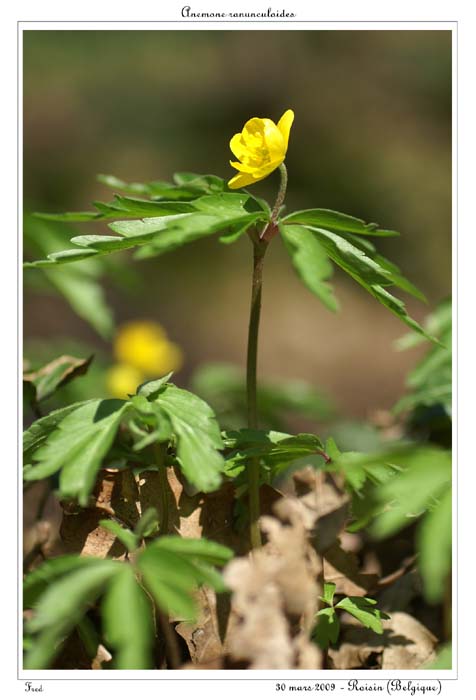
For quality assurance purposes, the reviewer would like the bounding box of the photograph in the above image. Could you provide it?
[22,27,452,673]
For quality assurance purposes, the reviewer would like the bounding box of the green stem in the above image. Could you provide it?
[153,443,169,535]
[246,164,288,550]
[246,241,267,550]
[271,163,288,224]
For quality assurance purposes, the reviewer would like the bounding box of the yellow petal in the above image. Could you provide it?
[252,157,285,179]
[228,171,259,189]
[241,117,267,150]
[229,159,259,174]
[230,133,247,160]
[261,120,286,160]
[277,109,294,151]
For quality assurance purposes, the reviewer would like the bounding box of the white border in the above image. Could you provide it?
[7,2,470,696]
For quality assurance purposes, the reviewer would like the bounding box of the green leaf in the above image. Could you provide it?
[156,385,224,492]
[137,373,173,398]
[394,301,451,417]
[304,226,396,286]
[23,355,93,402]
[334,231,426,302]
[417,486,452,603]
[368,447,451,538]
[325,437,341,462]
[24,216,114,338]
[425,643,452,670]
[98,172,226,200]
[113,195,195,217]
[151,536,233,567]
[45,265,114,339]
[133,212,262,259]
[368,285,436,342]
[282,208,398,237]
[102,565,154,669]
[287,225,434,340]
[23,555,101,609]
[191,192,251,214]
[280,224,338,312]
[335,597,388,634]
[133,507,160,539]
[313,607,340,649]
[138,536,231,620]
[24,559,118,670]
[99,519,138,552]
[24,399,128,505]
[396,298,451,351]
[224,430,325,478]
[23,400,95,461]
[33,211,102,222]
[320,581,336,607]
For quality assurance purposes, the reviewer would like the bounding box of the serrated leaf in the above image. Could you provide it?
[133,507,160,539]
[23,555,101,609]
[394,301,451,417]
[368,285,436,342]
[417,487,452,603]
[396,298,451,351]
[335,596,386,634]
[313,607,340,649]
[24,399,128,505]
[98,172,226,200]
[138,548,198,620]
[325,437,341,462]
[282,208,398,237]
[290,225,434,340]
[334,231,426,302]
[24,216,115,338]
[320,581,336,607]
[368,448,451,538]
[156,385,224,492]
[138,537,230,620]
[45,266,114,339]
[23,355,93,402]
[33,211,101,222]
[151,536,233,567]
[280,224,338,312]
[223,428,292,450]
[133,212,262,259]
[304,226,395,285]
[24,559,118,670]
[102,565,154,669]
[224,430,325,478]
[137,373,173,398]
[99,519,138,552]
[191,192,251,214]
[113,195,195,217]
[23,400,95,461]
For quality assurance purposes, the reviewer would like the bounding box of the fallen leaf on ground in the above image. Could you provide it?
[328,612,437,670]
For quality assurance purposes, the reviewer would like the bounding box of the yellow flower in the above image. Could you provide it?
[228,109,294,189]
[106,364,144,399]
[114,321,184,375]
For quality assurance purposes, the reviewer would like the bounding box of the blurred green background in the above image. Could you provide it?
[23,29,452,421]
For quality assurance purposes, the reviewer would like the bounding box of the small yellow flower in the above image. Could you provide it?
[114,321,183,375]
[106,364,144,399]
[228,109,294,190]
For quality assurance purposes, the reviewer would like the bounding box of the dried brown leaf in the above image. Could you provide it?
[60,471,140,558]
[223,490,322,669]
[328,612,437,670]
